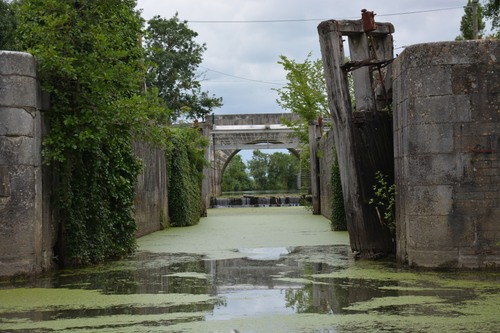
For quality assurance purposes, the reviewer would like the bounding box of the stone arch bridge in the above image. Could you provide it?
[200,113,301,199]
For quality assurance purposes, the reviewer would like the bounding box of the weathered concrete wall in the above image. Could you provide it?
[0,51,51,276]
[0,51,169,277]
[394,40,500,268]
[133,141,168,237]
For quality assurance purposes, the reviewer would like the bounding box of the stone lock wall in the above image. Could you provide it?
[0,51,50,276]
[133,141,169,237]
[0,51,169,277]
[393,40,500,268]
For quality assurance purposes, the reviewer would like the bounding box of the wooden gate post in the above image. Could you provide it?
[318,12,395,257]
[200,122,212,216]
[308,120,322,215]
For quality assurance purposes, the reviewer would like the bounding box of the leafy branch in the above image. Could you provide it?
[369,171,396,235]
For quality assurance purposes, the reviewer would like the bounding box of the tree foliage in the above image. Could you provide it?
[483,0,500,31]
[275,53,346,227]
[144,14,222,121]
[222,154,254,192]
[456,0,486,40]
[14,0,159,266]
[268,152,300,191]
[247,150,299,191]
[0,0,16,50]
[274,53,329,143]
[248,150,270,190]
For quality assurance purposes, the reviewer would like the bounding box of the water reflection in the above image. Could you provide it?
[1,244,500,332]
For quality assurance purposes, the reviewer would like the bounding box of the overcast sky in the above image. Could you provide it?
[135,0,473,117]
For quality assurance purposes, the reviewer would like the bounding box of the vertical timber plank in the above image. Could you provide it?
[348,33,375,112]
[308,121,321,215]
[317,21,364,252]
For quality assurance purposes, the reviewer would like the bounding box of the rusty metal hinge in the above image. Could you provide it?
[341,58,394,72]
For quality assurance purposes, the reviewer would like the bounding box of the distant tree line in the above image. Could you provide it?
[222,150,300,192]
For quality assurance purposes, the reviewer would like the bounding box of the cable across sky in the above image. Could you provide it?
[186,6,463,24]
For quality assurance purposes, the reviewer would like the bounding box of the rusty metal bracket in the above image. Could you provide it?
[361,9,377,32]
[341,58,394,72]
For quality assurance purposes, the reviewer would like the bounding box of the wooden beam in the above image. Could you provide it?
[318,19,394,36]
[318,24,363,251]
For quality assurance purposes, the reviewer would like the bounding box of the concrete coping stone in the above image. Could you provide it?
[0,51,37,77]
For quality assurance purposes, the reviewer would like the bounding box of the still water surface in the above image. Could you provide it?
[1,207,499,332]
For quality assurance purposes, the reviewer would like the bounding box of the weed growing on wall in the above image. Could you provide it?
[369,171,396,235]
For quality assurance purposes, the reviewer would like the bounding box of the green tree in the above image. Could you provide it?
[0,0,16,50]
[483,0,500,32]
[144,14,222,121]
[456,0,486,40]
[248,150,269,191]
[15,0,155,266]
[275,53,346,228]
[222,154,254,192]
[268,152,300,191]
[247,150,300,191]
[274,53,330,143]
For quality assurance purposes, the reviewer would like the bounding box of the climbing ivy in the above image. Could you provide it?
[166,127,207,227]
[12,0,216,266]
[58,137,142,265]
[14,0,163,266]
[330,148,346,231]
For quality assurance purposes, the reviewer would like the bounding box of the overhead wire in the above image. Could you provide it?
[199,66,285,86]
[186,6,463,24]
[194,6,463,84]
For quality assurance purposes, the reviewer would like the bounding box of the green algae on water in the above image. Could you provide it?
[0,287,220,312]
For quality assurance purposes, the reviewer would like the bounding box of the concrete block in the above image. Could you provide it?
[405,65,452,97]
[407,215,456,249]
[402,40,496,67]
[0,165,38,252]
[0,165,10,197]
[413,95,471,124]
[0,107,36,136]
[406,185,453,216]
[0,75,39,109]
[407,249,459,268]
[470,66,500,122]
[0,51,37,77]
[408,123,454,154]
[406,154,460,185]
[0,136,39,166]
[452,64,481,95]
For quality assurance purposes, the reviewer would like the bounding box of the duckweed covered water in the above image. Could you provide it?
[1,207,499,332]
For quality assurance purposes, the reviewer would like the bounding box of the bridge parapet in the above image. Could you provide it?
[207,113,300,126]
